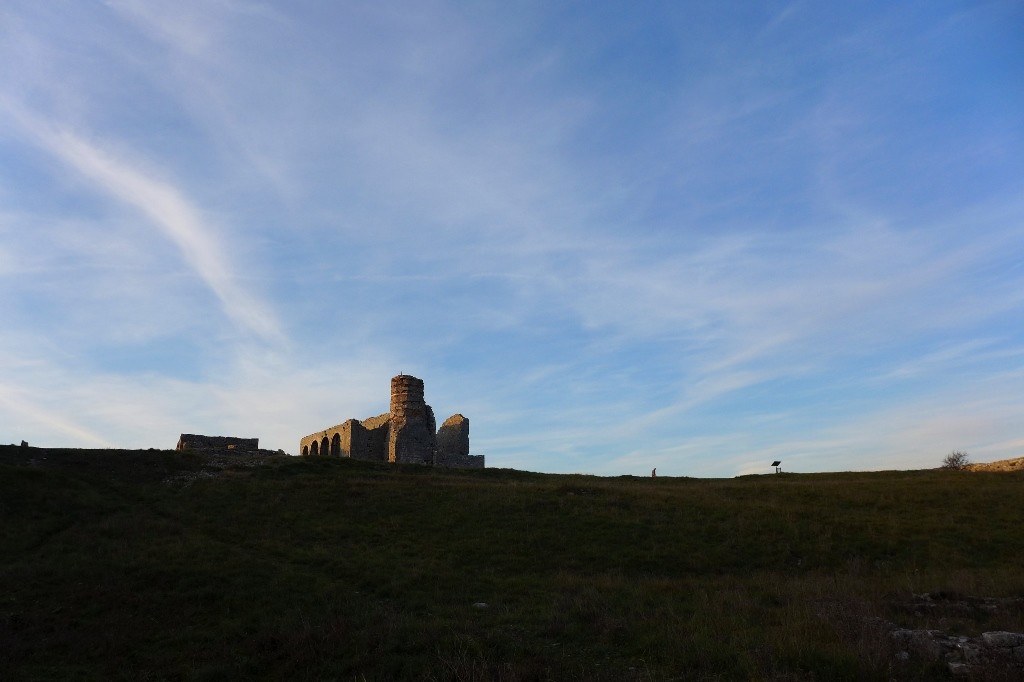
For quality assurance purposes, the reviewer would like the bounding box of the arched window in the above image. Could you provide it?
[321,436,329,456]
[302,445,309,456]
[331,432,341,456]
[310,440,319,456]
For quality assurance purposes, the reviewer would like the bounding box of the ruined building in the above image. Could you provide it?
[176,434,259,452]
[299,374,484,469]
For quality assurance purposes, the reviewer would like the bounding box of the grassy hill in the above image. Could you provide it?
[2,445,1022,680]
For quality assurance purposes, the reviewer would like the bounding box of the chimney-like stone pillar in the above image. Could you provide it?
[388,374,436,464]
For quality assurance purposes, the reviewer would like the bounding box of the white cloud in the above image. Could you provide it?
[3,103,282,343]
[0,329,401,452]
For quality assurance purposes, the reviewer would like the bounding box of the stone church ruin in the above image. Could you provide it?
[299,374,484,469]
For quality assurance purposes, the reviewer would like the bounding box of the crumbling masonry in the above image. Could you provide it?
[177,434,259,452]
[299,375,484,469]
[175,434,283,457]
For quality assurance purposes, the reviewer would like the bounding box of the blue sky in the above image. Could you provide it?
[2,1,1022,476]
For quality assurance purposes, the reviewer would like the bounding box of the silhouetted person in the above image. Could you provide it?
[651,467,656,477]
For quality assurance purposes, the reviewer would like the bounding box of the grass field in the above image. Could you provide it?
[1,445,1022,680]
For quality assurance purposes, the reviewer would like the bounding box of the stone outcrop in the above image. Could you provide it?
[891,627,1024,677]
[868,593,1024,677]
[299,375,484,469]
[966,456,1024,472]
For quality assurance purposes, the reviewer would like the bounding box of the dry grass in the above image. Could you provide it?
[2,446,1022,680]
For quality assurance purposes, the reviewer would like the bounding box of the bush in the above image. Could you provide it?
[941,450,970,470]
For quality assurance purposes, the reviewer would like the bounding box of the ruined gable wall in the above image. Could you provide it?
[435,414,484,469]
[436,414,468,462]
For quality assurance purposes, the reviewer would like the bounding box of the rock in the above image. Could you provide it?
[472,602,488,609]
[948,662,972,676]
[982,631,1024,648]
[883,599,1024,675]
[891,629,942,659]
[957,642,983,664]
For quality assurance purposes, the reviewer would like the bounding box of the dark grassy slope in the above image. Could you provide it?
[1,446,1022,680]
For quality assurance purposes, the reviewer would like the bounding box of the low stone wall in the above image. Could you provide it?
[438,452,485,469]
[176,434,259,452]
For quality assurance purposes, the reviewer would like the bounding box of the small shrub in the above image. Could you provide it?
[941,451,970,470]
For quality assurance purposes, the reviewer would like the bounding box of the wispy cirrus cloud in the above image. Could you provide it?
[3,102,282,343]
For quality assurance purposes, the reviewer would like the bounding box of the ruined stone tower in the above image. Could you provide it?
[387,374,436,464]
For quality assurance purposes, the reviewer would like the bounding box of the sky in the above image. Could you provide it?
[1,1,1022,477]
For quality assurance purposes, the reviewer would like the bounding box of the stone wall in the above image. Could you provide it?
[361,414,392,459]
[436,414,483,468]
[177,434,259,452]
[298,375,483,469]
[299,414,390,461]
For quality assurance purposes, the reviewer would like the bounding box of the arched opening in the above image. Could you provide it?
[321,436,329,456]
[331,432,341,457]
[310,440,319,456]
[302,445,309,456]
